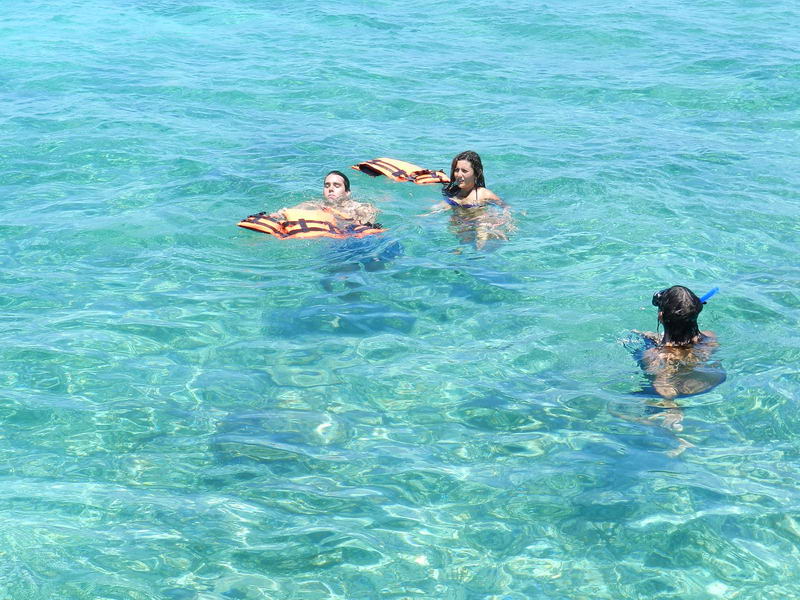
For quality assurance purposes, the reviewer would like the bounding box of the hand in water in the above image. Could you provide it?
[646,407,684,432]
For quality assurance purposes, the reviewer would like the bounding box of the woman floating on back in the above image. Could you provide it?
[630,285,726,453]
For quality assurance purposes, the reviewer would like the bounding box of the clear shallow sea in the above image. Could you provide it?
[2,1,799,598]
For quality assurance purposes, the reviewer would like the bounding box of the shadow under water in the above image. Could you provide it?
[266,235,415,337]
[611,334,728,455]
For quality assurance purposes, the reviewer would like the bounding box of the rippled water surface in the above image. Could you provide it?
[2,1,800,598]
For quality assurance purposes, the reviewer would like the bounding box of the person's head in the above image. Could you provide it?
[323,170,350,203]
[652,285,703,344]
[449,150,486,192]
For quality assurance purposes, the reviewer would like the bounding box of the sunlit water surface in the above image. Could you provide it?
[2,1,799,598]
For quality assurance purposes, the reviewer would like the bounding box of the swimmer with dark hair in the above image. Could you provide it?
[628,285,726,454]
[426,150,514,249]
[442,151,502,209]
[270,170,379,226]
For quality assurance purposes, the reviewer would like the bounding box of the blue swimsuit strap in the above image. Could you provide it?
[444,187,481,209]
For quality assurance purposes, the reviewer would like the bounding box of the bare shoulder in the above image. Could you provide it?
[633,330,661,343]
[478,187,502,205]
[695,331,719,357]
[700,331,717,344]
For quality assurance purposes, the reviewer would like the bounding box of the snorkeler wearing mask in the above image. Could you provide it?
[629,285,725,454]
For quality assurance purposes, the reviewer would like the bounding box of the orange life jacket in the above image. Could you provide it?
[238,207,385,240]
[351,157,449,185]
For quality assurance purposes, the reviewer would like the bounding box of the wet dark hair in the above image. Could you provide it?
[325,170,350,191]
[449,150,486,188]
[652,285,703,345]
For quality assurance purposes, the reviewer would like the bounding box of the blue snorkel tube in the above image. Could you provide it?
[698,287,719,304]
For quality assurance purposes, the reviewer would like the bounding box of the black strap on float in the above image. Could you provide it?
[283,219,344,237]
[239,213,285,236]
[369,158,410,181]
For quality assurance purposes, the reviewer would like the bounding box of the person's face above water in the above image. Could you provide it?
[453,160,476,192]
[323,173,349,203]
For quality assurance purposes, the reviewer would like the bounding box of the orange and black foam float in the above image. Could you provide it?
[238,207,385,240]
[351,157,449,185]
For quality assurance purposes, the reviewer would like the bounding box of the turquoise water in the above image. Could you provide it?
[2,1,800,598]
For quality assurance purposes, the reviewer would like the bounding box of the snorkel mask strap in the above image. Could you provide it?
[651,289,666,308]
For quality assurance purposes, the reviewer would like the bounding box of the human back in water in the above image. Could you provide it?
[635,285,724,401]
[626,285,725,456]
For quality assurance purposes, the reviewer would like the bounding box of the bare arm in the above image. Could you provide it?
[480,189,515,230]
[268,200,320,220]
[358,204,379,224]
[420,201,451,216]
[481,188,504,206]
